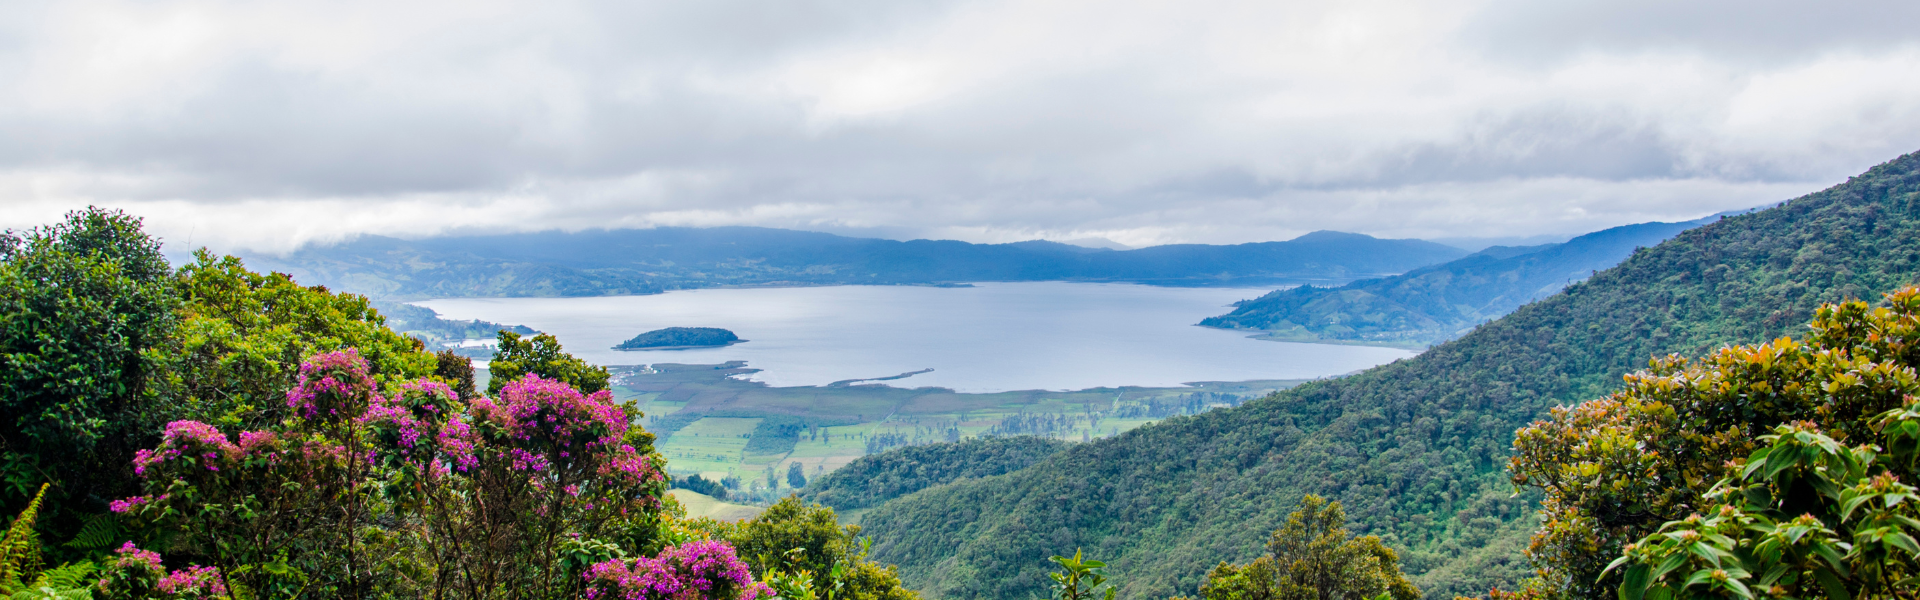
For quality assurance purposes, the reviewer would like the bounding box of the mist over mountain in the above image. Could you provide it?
[244,227,1465,299]
[1201,217,1717,346]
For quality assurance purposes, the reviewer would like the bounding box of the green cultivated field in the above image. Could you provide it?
[610,361,1303,497]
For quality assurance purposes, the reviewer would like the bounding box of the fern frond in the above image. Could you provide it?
[26,562,93,591]
[0,483,50,593]
[57,517,112,552]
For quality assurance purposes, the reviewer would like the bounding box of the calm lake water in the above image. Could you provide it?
[416,282,1415,393]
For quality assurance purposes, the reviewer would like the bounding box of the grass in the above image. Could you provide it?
[668,489,764,521]
[607,361,1309,502]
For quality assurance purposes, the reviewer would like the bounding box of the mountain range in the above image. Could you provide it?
[244,228,1466,299]
[1200,217,1718,346]
[839,151,1920,599]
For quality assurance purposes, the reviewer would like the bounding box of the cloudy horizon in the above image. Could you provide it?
[3,0,1918,254]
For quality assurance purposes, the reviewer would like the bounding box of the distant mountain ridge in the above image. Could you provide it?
[1201,217,1715,346]
[244,227,1466,299]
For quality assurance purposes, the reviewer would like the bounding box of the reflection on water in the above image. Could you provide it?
[416,282,1415,393]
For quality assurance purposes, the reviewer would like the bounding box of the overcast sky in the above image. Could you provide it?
[3,0,1919,253]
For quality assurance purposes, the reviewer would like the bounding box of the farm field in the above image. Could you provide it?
[609,362,1305,499]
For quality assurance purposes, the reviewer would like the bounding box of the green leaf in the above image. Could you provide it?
[1617,564,1651,600]
[1814,569,1851,600]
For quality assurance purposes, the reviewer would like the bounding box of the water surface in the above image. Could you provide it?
[417,282,1414,393]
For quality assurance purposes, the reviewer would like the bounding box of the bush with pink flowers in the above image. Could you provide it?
[112,350,686,599]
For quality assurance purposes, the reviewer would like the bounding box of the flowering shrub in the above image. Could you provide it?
[94,543,228,600]
[114,351,675,598]
[584,540,773,600]
[132,421,238,479]
[285,348,378,424]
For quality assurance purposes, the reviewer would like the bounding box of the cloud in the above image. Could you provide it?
[1,0,1918,253]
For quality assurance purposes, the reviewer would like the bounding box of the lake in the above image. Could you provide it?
[416,282,1416,393]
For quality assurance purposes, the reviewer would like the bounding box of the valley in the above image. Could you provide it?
[603,361,1303,502]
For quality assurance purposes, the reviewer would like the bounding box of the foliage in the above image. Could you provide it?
[0,207,177,509]
[788,463,808,489]
[799,437,1069,511]
[707,497,917,600]
[1511,288,1920,599]
[151,250,440,432]
[0,484,47,593]
[436,348,478,399]
[1202,220,1705,347]
[1048,550,1117,600]
[92,542,226,600]
[1602,420,1920,600]
[583,539,772,600]
[1197,495,1418,600]
[854,150,1920,600]
[487,331,611,396]
[615,328,741,350]
[674,474,731,500]
[116,350,671,598]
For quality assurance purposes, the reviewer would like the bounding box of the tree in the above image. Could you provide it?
[789,462,809,488]
[710,497,917,600]
[486,331,608,397]
[1605,420,1920,600]
[1199,495,1419,600]
[151,250,440,432]
[1509,288,1920,600]
[0,207,177,509]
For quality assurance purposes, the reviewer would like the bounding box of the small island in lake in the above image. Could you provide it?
[613,327,745,350]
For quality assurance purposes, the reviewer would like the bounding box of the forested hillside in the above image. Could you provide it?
[246,227,1463,298]
[1201,218,1710,346]
[799,437,1070,511]
[854,151,1920,600]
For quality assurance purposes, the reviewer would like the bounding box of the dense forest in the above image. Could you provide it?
[853,151,1920,600]
[1201,218,1710,346]
[245,228,1465,298]
[800,437,1071,511]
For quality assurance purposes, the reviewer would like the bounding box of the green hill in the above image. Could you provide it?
[852,150,1920,600]
[1200,218,1713,347]
[799,437,1071,512]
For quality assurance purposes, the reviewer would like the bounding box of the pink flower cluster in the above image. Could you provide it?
[109,542,163,573]
[159,565,229,597]
[584,540,772,600]
[97,543,227,599]
[108,494,165,513]
[285,349,378,422]
[361,380,457,460]
[474,374,629,455]
[133,421,238,476]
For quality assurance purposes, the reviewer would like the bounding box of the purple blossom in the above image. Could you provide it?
[285,349,377,422]
[132,421,238,477]
[158,564,229,597]
[584,540,771,600]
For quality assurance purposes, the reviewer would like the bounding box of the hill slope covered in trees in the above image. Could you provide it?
[245,228,1464,298]
[853,150,1920,600]
[1200,218,1712,346]
[799,437,1070,512]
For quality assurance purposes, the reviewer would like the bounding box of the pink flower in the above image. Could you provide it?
[132,421,238,478]
[285,349,377,422]
[583,540,770,600]
[158,565,229,597]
